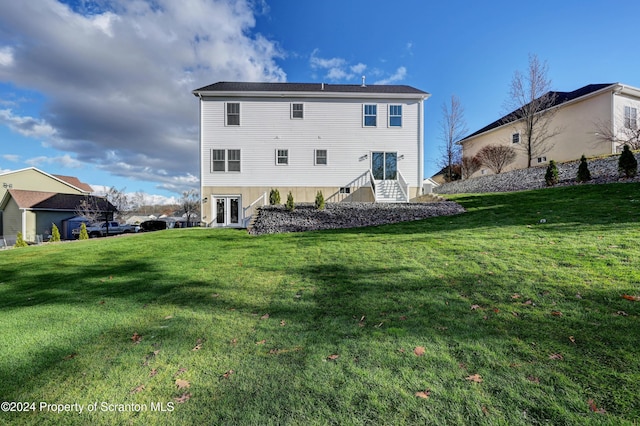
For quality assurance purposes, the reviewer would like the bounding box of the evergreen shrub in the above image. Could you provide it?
[618,145,638,178]
[576,155,591,182]
[545,160,559,186]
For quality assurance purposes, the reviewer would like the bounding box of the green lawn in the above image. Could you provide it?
[1,183,639,425]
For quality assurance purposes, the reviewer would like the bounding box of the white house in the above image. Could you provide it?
[461,83,640,177]
[193,81,430,227]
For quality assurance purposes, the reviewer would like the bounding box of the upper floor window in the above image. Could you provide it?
[389,105,402,127]
[211,149,241,172]
[512,133,520,144]
[624,106,637,129]
[364,104,377,127]
[226,102,240,126]
[276,149,289,165]
[291,103,304,119]
[315,149,327,165]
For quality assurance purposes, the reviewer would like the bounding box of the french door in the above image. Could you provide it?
[213,196,241,227]
[372,151,397,180]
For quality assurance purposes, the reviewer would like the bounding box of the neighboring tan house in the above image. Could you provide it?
[460,83,640,177]
[0,167,110,243]
[192,81,430,227]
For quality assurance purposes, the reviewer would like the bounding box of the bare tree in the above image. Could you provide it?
[439,95,468,182]
[180,189,200,227]
[75,195,102,223]
[593,118,640,151]
[460,155,482,179]
[476,145,517,174]
[105,187,131,221]
[504,54,560,168]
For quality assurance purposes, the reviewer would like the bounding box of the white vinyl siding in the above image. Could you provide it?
[200,96,423,189]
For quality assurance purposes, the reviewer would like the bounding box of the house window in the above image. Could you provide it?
[537,156,547,163]
[226,102,240,126]
[212,149,226,172]
[389,105,402,127]
[315,149,327,165]
[624,106,637,129]
[228,149,241,172]
[291,103,304,119]
[512,133,520,144]
[211,149,241,172]
[339,187,351,194]
[276,149,289,165]
[364,104,377,127]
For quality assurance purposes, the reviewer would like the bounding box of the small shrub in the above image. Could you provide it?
[79,223,89,240]
[14,232,28,248]
[618,145,638,178]
[269,188,281,205]
[315,191,325,210]
[576,155,591,182]
[50,224,61,242]
[545,160,559,186]
[285,191,295,211]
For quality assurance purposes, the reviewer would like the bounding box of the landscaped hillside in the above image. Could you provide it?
[1,183,639,425]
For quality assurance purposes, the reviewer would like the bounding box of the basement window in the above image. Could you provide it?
[339,187,351,194]
[537,156,547,163]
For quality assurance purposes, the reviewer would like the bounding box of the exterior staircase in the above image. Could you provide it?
[374,180,408,203]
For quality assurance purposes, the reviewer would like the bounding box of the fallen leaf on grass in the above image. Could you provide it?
[174,393,191,404]
[482,406,490,415]
[511,293,521,299]
[221,370,234,379]
[260,313,270,320]
[569,336,576,344]
[63,353,78,360]
[256,339,266,345]
[192,344,202,351]
[470,304,481,310]
[399,315,407,321]
[130,385,145,394]
[551,311,563,317]
[280,320,286,327]
[150,368,158,377]
[414,346,425,357]
[175,379,190,390]
[327,354,340,361]
[588,399,606,414]
[622,294,640,301]
[174,368,187,377]
[230,338,238,345]
[615,311,628,316]
[549,353,564,360]
[466,374,483,383]
[527,376,540,383]
[415,390,431,399]
[131,333,142,344]
[523,300,533,306]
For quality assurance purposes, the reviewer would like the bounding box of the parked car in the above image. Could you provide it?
[72,221,140,238]
[140,220,168,232]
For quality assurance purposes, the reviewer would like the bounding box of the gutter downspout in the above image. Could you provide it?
[418,98,424,196]
[21,208,28,241]
[197,93,206,226]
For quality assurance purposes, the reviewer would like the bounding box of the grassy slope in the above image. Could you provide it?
[0,183,639,425]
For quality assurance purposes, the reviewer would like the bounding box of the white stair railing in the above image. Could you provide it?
[397,170,409,202]
[242,192,268,228]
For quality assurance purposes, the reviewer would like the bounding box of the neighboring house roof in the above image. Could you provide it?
[193,81,430,97]
[2,189,115,211]
[0,167,93,194]
[461,83,617,142]
[53,174,94,192]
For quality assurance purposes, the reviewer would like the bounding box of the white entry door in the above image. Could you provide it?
[212,196,241,227]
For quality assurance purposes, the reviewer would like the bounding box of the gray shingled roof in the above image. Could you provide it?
[461,83,616,142]
[193,81,429,96]
[7,189,115,211]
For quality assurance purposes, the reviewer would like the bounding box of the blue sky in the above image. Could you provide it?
[1,0,640,202]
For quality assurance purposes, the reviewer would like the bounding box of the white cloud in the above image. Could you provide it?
[2,154,20,162]
[0,0,286,195]
[375,67,407,85]
[0,109,57,138]
[25,154,83,169]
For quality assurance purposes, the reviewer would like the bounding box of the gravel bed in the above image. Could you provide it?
[249,202,465,235]
[435,153,640,194]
